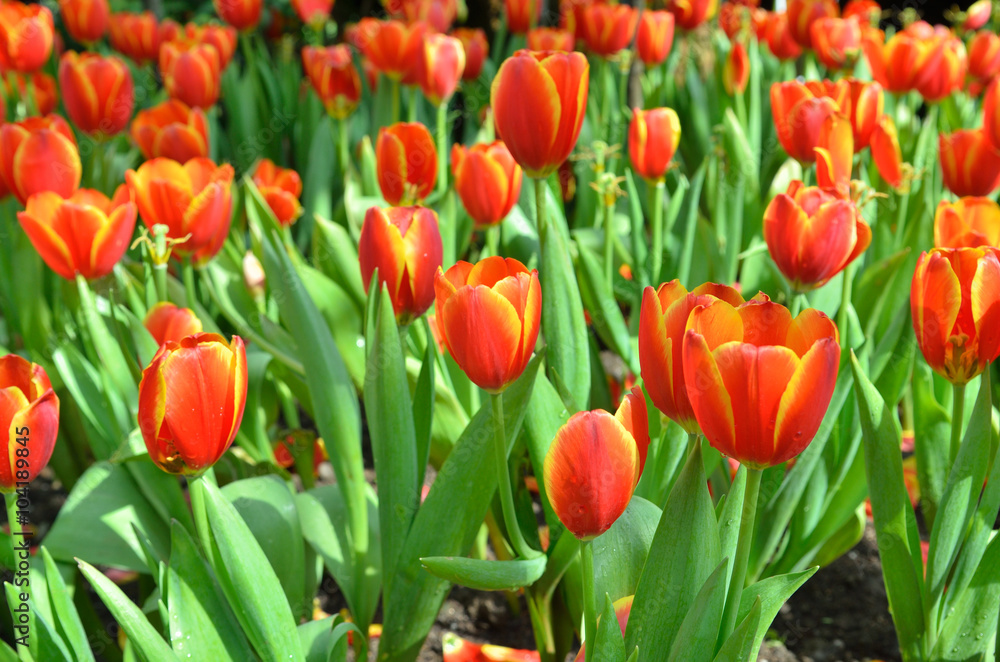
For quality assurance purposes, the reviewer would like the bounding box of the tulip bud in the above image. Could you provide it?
[109,11,161,64]
[636,10,674,66]
[403,0,457,33]
[357,18,428,85]
[59,52,135,137]
[290,0,333,28]
[144,302,203,345]
[578,3,637,58]
[504,0,541,34]
[0,356,59,492]
[214,0,262,31]
[666,0,718,30]
[962,0,991,31]
[130,100,210,163]
[59,0,110,44]
[810,16,862,70]
[870,115,910,192]
[242,251,266,299]
[968,31,1000,86]
[453,28,488,80]
[138,333,248,475]
[770,80,841,163]
[0,115,82,206]
[985,79,1000,152]
[843,0,880,23]
[417,33,465,106]
[939,129,1000,197]
[0,2,55,72]
[763,11,803,61]
[723,41,749,95]
[628,107,681,183]
[160,39,223,109]
[934,198,1000,249]
[184,22,238,69]
[251,159,303,227]
[527,27,575,53]
[375,122,438,205]
[786,0,839,48]
[912,29,967,102]
[302,45,362,120]
[451,141,523,227]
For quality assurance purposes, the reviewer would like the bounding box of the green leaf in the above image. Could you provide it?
[52,344,123,460]
[592,594,627,662]
[522,371,571,535]
[734,568,817,656]
[713,596,761,662]
[667,559,729,662]
[575,243,636,373]
[913,362,951,528]
[718,466,747,592]
[312,215,365,311]
[40,548,93,662]
[675,160,707,287]
[419,555,546,591]
[932,532,1000,661]
[413,324,436,489]
[6,582,72,662]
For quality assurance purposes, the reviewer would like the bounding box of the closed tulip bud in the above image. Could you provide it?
[359,205,443,324]
[7,72,58,116]
[544,387,649,540]
[579,3,637,57]
[59,0,109,43]
[491,50,589,179]
[770,80,840,163]
[453,28,488,80]
[451,141,523,227]
[138,333,248,475]
[763,11,803,61]
[628,107,681,183]
[185,23,238,69]
[109,11,161,64]
[290,0,333,27]
[302,45,362,120]
[160,40,222,109]
[242,251,266,299]
[968,31,1000,85]
[0,3,54,72]
[985,79,1000,151]
[912,247,1000,384]
[718,3,747,40]
[214,0,262,31]
[59,52,134,137]
[125,157,234,264]
[912,30,967,102]
[417,33,465,106]
[131,100,210,162]
[940,129,1000,197]
[0,356,59,492]
[842,78,883,151]
[786,0,838,49]
[403,0,457,33]
[0,115,81,206]
[357,18,427,85]
[962,0,992,31]
[17,189,137,281]
[375,122,437,204]
[666,0,717,31]
[636,11,674,66]
[144,302,203,345]
[723,40,749,95]
[504,0,541,34]
[863,27,915,94]
[252,159,303,227]
[527,27,575,53]
[810,16,861,70]
[434,256,541,392]
[638,281,745,432]
[934,198,1000,249]
[871,115,911,192]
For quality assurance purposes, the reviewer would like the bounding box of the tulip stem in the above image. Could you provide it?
[650,179,665,284]
[436,102,448,195]
[486,225,501,258]
[838,265,853,350]
[337,118,350,176]
[604,198,615,290]
[718,466,762,649]
[408,86,419,123]
[601,59,613,144]
[580,538,597,662]
[153,264,168,304]
[791,292,808,318]
[390,78,401,124]
[950,382,966,465]
[491,393,539,560]
[182,257,197,309]
[533,178,548,250]
[189,474,213,554]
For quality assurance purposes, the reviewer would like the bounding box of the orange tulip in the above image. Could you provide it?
[0,3,54,72]
[683,296,841,468]
[666,0,718,31]
[814,115,853,196]
[841,78,883,151]
[416,33,465,106]
[131,100,210,163]
[0,115,81,206]
[527,27,575,53]
[636,10,674,66]
[160,39,222,109]
[144,302,203,346]
[871,115,910,192]
[59,0,109,43]
[810,16,861,70]
[544,386,648,540]
[911,28,967,102]
[842,0,880,23]
[7,72,58,116]
[302,45,362,119]
[453,28,488,80]
[109,11,161,64]
[939,129,1000,197]
[138,333,248,475]
[628,107,681,183]
[934,197,1000,249]
[911,247,1000,384]
[718,2,748,40]
[434,256,541,392]
[214,0,262,31]
[578,3,637,57]
[357,18,427,85]
[183,22,238,69]
[985,78,1000,152]
[638,281,745,432]
[375,122,437,205]
[443,632,541,662]
[17,189,136,281]
[723,40,749,95]
[786,0,838,48]
[504,0,541,34]
[402,0,457,33]
[962,0,992,31]
[452,141,523,227]
[968,31,1000,87]
[58,52,134,137]
[763,11,803,61]
[290,0,333,27]
[159,17,183,44]
[770,80,841,163]
[359,206,443,323]
[0,356,59,492]
[491,50,589,179]
[125,157,234,264]
[251,159,303,227]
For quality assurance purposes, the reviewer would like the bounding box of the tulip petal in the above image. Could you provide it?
[9,389,60,485]
[491,54,560,176]
[971,250,1000,367]
[786,308,839,357]
[440,283,521,391]
[0,386,30,488]
[682,331,736,456]
[615,386,650,474]
[772,338,840,465]
[911,251,961,376]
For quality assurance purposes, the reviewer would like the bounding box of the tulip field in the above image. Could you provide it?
[3,0,1000,659]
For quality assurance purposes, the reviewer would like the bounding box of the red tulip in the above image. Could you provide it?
[138,333,248,475]
[814,115,853,196]
[402,0,457,33]
[144,302,203,346]
[130,100,210,163]
[290,0,333,27]
[628,107,681,182]
[911,28,967,102]
[770,80,841,163]
[0,115,81,206]
[573,596,635,662]
[214,0,262,31]
[527,27,575,53]
[160,39,222,109]
[452,141,523,227]
[666,0,718,30]
[375,122,437,205]
[683,296,841,468]
[453,28,488,80]
[443,632,541,662]
[59,0,109,43]
[578,3,637,58]
[59,52,134,137]
[184,22,238,69]
[505,0,541,34]
[939,129,1000,197]
[359,206,443,324]
[357,18,427,85]
[763,11,803,61]
[0,356,59,492]
[723,40,749,95]
[636,10,674,66]
[109,11,161,64]
[0,2,54,72]
[985,78,1000,151]
[786,0,838,48]
[842,0,880,24]
[871,115,909,192]
[911,247,1000,384]
[962,0,991,31]
[417,33,465,106]
[251,159,303,227]
[967,31,1000,87]
[434,256,541,392]
[934,197,1000,249]
[810,16,861,70]
[544,387,648,540]
[302,45,361,119]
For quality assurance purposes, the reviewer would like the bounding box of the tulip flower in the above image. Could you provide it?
[443,632,542,662]
[939,129,1000,197]
[214,0,262,31]
[785,0,838,49]
[814,115,853,196]
[491,50,589,179]
[842,0,880,22]
[764,180,870,291]
[160,39,222,109]
[375,122,437,205]
[871,116,910,192]
[934,198,1000,249]
[302,45,362,120]
[357,18,427,85]
[985,79,1000,151]
[578,3,637,58]
[109,11,161,64]
[251,159,303,227]
[911,247,1000,385]
[144,302,203,346]
[416,33,465,106]
[962,0,991,31]
[770,80,841,163]
[504,0,541,34]
[718,2,748,40]
[434,256,541,392]
[131,100,210,163]
[723,41,750,95]
[125,157,234,264]
[527,27,575,53]
[359,206,443,324]
[403,0,457,33]
[763,11,803,61]
[7,72,58,116]
[682,296,840,468]
[453,28,488,80]
[59,0,109,43]
[0,3,54,72]
[17,189,137,281]
[810,16,861,70]
[666,0,717,30]
[291,0,332,27]
[638,281,745,432]
[628,108,681,183]
[544,386,649,540]
[967,31,1000,88]
[0,356,59,492]
[0,115,82,206]
[636,11,674,66]
[59,52,135,137]
[841,78,883,151]
[911,29,967,102]
[183,23,238,69]
[138,333,248,475]
[451,141,523,227]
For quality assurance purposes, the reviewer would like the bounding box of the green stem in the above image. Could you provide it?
[950,382,966,465]
[718,467,762,647]
[491,393,538,560]
[337,118,350,177]
[650,179,664,284]
[604,198,614,291]
[534,178,548,254]
[153,264,168,303]
[436,102,448,195]
[390,78,401,124]
[838,265,853,350]
[23,75,37,118]
[601,59,612,143]
[581,539,597,662]
[486,224,501,258]
[408,86,418,123]
[189,473,213,554]
[791,292,808,317]
[182,257,197,309]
